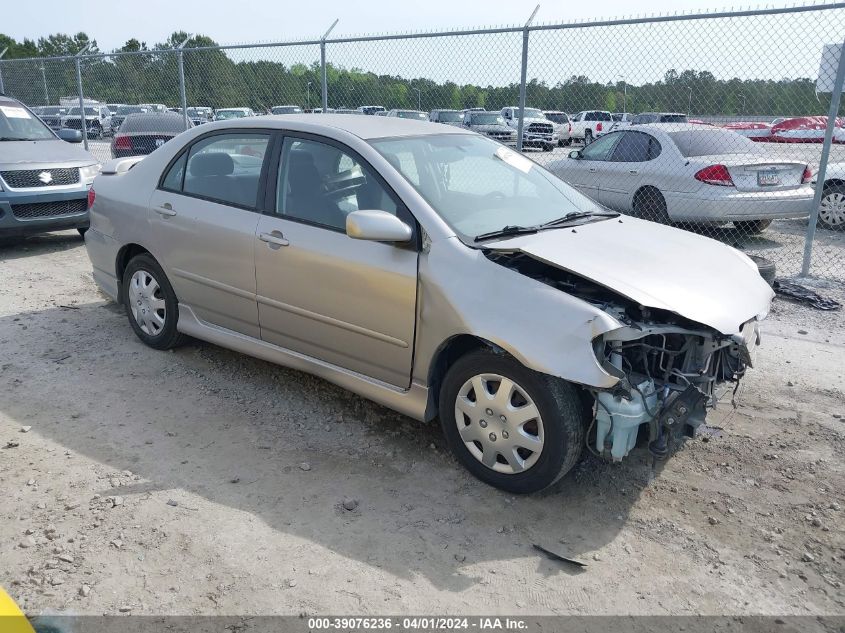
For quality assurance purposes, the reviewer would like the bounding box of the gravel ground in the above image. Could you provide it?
[0,231,843,617]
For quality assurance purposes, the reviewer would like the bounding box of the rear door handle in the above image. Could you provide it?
[259,231,289,247]
[628,169,639,174]
[155,203,176,217]
[588,168,597,173]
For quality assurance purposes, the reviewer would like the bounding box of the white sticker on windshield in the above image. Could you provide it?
[0,105,32,119]
[495,146,533,174]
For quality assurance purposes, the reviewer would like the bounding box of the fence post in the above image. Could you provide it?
[801,39,845,276]
[75,44,91,151]
[176,37,191,131]
[0,48,8,95]
[321,19,339,113]
[517,5,540,152]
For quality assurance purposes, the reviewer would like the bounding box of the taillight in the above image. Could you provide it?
[87,187,95,209]
[694,164,734,186]
[596,122,603,132]
[113,134,131,150]
[802,165,813,184]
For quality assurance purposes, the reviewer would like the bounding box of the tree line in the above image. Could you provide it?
[0,31,836,117]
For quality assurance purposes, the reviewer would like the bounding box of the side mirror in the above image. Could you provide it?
[57,129,83,143]
[346,210,412,242]
[568,149,582,159]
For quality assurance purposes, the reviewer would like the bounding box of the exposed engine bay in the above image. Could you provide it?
[487,250,760,461]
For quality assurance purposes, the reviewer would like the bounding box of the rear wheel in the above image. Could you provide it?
[632,187,670,224]
[819,184,845,230]
[438,349,585,494]
[733,219,772,234]
[122,253,186,350]
[584,129,593,145]
[77,227,87,237]
[748,255,776,286]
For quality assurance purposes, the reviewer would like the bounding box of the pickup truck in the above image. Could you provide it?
[570,110,613,144]
[500,107,557,151]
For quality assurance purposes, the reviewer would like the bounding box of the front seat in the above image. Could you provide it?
[285,150,344,228]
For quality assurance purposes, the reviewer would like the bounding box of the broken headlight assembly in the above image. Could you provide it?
[591,307,759,462]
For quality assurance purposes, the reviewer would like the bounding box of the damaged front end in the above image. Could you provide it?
[593,310,758,461]
[486,250,762,462]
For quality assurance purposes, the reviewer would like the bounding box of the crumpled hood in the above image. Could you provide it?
[484,216,774,335]
[0,139,97,171]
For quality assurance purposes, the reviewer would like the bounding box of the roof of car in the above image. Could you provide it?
[221,113,473,139]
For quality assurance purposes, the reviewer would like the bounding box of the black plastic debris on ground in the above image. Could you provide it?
[774,280,842,311]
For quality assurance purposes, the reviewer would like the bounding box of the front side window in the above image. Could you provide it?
[276,137,399,231]
[609,131,660,162]
[179,133,270,208]
[371,134,601,242]
[580,132,621,161]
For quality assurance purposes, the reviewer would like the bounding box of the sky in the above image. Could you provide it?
[2,0,840,88]
[1,0,811,52]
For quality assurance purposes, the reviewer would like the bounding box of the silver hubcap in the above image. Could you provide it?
[820,192,845,227]
[454,373,544,474]
[128,270,166,336]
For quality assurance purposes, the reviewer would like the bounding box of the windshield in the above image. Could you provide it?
[370,134,601,241]
[669,129,759,157]
[0,102,55,141]
[272,106,302,114]
[470,113,505,126]
[216,110,246,119]
[661,114,688,123]
[68,107,99,116]
[397,111,427,120]
[523,108,546,119]
[437,111,464,122]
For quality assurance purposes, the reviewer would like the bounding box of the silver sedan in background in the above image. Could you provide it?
[546,123,814,233]
[84,115,772,493]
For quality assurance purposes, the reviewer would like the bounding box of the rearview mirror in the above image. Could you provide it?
[346,210,412,242]
[568,149,582,159]
[57,129,82,143]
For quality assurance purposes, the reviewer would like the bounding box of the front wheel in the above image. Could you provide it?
[122,253,186,350]
[438,350,585,494]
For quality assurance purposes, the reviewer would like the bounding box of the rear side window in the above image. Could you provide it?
[180,133,271,208]
[161,152,187,191]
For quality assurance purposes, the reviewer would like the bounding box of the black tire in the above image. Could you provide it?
[632,187,670,224]
[563,138,572,146]
[747,254,776,286]
[122,253,186,350]
[77,227,87,237]
[733,219,772,234]
[818,184,845,231]
[90,123,101,139]
[543,143,553,152]
[584,129,593,145]
[438,349,585,494]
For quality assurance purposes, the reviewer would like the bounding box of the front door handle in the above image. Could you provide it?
[259,231,289,248]
[588,168,597,173]
[155,203,176,217]
[628,169,639,175]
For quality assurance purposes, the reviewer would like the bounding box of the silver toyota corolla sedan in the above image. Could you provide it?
[84,115,773,493]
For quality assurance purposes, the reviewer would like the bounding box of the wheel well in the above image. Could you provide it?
[423,335,500,422]
[824,178,845,191]
[115,243,151,302]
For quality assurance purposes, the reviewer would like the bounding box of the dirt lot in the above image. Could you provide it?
[1,231,843,617]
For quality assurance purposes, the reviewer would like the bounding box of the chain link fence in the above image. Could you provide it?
[1,3,844,281]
